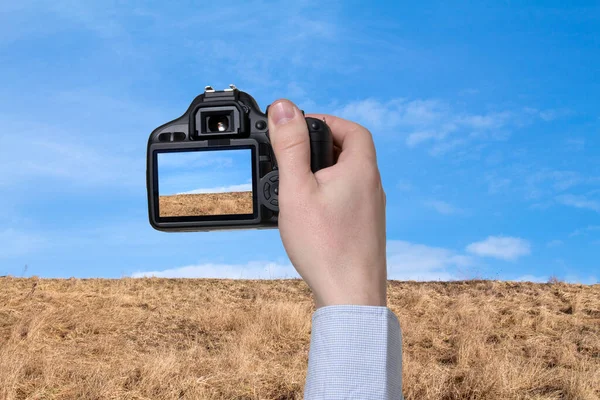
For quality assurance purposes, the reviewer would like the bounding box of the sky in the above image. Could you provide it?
[0,0,598,283]
[157,149,252,195]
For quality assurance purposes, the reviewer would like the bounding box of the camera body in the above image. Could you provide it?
[146,85,334,232]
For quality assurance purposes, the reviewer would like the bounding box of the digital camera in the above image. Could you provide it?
[146,85,334,232]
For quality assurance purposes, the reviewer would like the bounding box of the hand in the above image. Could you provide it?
[267,99,387,309]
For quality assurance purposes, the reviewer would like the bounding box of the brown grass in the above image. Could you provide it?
[0,277,599,399]
[159,192,252,217]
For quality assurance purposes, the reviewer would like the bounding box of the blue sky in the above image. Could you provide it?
[157,149,252,195]
[0,1,598,283]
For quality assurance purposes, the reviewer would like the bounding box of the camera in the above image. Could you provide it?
[146,85,334,232]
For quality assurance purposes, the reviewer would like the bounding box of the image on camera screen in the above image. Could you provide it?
[157,149,253,217]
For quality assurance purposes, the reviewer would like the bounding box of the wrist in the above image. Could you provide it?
[314,293,387,309]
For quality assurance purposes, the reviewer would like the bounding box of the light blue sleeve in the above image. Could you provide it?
[304,305,403,399]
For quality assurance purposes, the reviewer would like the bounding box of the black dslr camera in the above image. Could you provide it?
[146,85,334,232]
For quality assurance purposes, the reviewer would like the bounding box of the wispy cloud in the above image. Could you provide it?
[526,170,583,196]
[523,107,572,122]
[157,154,234,169]
[0,88,165,190]
[424,200,463,215]
[556,194,600,213]
[332,98,561,155]
[466,236,531,261]
[177,183,252,195]
[459,88,480,96]
[546,240,564,248]
[569,225,600,237]
[0,135,142,189]
[396,180,413,192]
[1,0,346,97]
[485,174,512,194]
[565,137,585,151]
[487,165,599,208]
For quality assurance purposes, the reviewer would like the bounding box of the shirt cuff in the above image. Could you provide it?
[304,305,403,399]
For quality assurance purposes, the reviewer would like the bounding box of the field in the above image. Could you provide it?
[1,277,599,400]
[159,192,253,217]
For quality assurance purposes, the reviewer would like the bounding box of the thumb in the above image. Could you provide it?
[268,99,316,193]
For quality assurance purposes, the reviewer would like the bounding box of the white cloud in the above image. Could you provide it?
[386,240,472,281]
[556,194,600,213]
[456,111,513,130]
[332,98,407,131]
[132,261,299,280]
[466,236,531,261]
[406,130,439,146]
[564,275,598,285]
[424,200,462,215]
[333,98,449,134]
[132,236,546,281]
[133,240,476,281]
[177,183,252,195]
[513,274,598,285]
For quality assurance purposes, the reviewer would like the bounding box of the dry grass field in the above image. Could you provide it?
[159,192,253,217]
[0,277,599,400]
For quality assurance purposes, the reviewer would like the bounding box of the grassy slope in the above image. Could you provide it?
[0,277,599,400]
[159,192,253,217]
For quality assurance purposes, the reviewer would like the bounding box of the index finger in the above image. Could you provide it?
[306,113,377,161]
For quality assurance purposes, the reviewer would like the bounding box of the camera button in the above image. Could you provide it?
[173,132,186,141]
[260,170,280,212]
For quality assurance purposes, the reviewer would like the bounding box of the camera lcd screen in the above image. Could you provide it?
[156,148,254,218]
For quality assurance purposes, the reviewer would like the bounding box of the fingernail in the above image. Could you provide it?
[270,100,296,125]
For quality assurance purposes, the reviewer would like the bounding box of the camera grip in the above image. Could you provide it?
[260,116,334,213]
[305,117,334,173]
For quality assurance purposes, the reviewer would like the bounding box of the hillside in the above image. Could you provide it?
[159,192,253,217]
[0,277,598,399]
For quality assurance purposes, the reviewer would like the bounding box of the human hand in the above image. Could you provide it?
[267,99,387,309]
